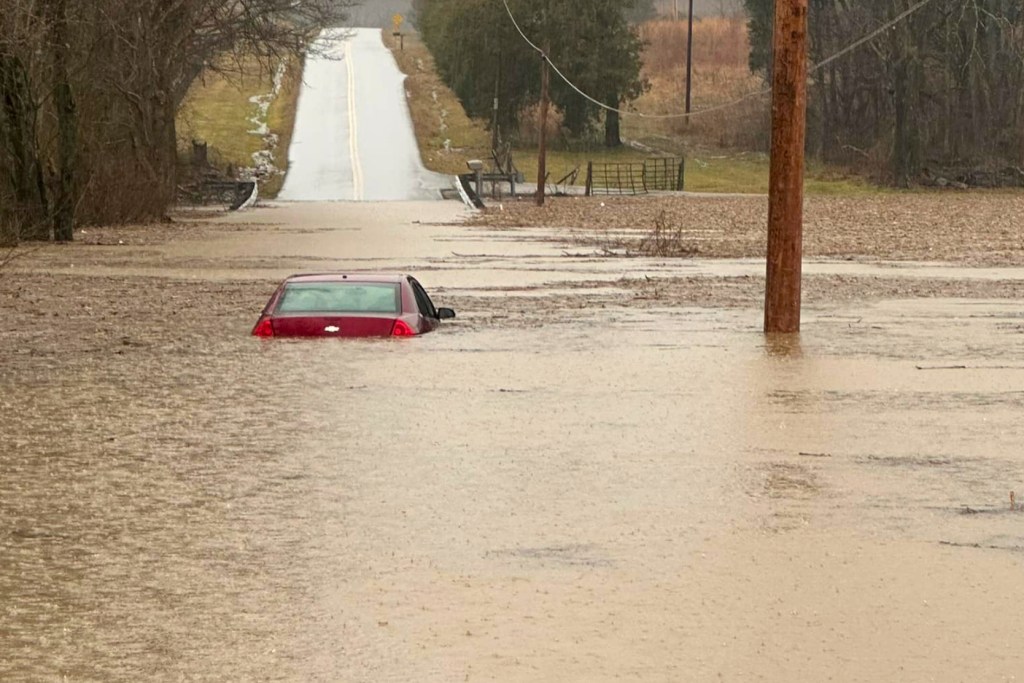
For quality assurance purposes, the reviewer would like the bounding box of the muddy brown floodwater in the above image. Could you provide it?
[2,199,1023,681]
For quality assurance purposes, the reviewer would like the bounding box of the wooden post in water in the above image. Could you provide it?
[536,42,551,207]
[492,53,501,154]
[764,0,808,333]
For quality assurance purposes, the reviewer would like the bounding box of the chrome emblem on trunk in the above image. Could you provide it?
[324,326,340,333]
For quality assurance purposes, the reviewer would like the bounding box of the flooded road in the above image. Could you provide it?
[2,202,1023,681]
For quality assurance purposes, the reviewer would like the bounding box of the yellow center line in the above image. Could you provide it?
[346,40,364,201]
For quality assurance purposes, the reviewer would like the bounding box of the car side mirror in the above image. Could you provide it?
[436,307,456,320]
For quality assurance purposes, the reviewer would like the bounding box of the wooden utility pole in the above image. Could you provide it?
[536,42,551,207]
[492,54,501,154]
[763,0,808,334]
[684,0,694,123]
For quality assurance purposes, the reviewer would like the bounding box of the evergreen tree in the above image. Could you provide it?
[417,0,646,147]
[742,0,771,76]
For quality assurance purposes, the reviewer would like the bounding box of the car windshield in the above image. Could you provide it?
[276,282,401,314]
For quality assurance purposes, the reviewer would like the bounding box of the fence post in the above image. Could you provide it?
[677,157,685,191]
[585,161,593,196]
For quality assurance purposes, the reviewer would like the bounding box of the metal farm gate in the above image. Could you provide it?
[585,157,685,196]
[642,157,685,191]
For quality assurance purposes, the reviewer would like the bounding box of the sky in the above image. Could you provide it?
[345,0,415,28]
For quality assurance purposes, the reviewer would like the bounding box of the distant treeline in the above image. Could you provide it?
[746,0,1024,185]
[0,0,350,243]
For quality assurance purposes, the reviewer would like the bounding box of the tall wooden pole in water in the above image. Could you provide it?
[764,0,808,333]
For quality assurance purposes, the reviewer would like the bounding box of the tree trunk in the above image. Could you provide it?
[536,42,550,207]
[604,99,621,148]
[0,54,49,240]
[891,21,920,188]
[51,0,77,242]
[155,90,179,215]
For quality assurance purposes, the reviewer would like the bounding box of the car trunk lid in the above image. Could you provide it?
[272,314,399,338]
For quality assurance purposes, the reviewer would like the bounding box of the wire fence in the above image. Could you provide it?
[643,157,686,191]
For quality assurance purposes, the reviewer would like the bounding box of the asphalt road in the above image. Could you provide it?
[277,28,449,202]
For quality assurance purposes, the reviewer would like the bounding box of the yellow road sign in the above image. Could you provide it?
[393,14,404,30]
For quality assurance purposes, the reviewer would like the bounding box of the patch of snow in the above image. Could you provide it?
[243,62,289,186]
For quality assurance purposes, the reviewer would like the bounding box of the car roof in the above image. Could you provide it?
[284,272,408,284]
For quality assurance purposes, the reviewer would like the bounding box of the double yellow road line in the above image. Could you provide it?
[345,40,364,201]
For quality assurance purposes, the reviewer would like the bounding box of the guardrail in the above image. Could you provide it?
[179,180,257,210]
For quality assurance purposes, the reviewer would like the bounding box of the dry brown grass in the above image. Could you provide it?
[626,17,768,151]
[635,210,700,256]
[640,17,749,72]
[384,31,491,175]
[261,59,303,197]
[177,56,302,199]
[470,191,1024,265]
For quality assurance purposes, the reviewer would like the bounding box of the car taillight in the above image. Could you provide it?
[252,316,274,337]
[391,319,415,337]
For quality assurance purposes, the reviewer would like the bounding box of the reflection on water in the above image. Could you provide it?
[3,276,1024,680]
[762,462,820,500]
[763,332,803,359]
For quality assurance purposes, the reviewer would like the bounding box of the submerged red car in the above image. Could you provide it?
[251,273,456,338]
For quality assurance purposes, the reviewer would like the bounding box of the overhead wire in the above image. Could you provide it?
[500,0,940,120]
[810,0,937,73]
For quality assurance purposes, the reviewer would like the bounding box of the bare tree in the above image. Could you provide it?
[0,0,354,242]
[0,0,50,240]
[749,0,1024,185]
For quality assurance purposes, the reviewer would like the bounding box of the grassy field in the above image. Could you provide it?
[674,152,881,195]
[503,143,878,196]
[177,57,302,198]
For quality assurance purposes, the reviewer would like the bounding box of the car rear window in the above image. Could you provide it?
[276,282,401,314]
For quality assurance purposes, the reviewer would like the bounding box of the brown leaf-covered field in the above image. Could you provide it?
[469,192,1024,266]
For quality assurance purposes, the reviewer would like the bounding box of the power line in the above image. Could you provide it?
[811,0,937,73]
[500,0,940,121]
